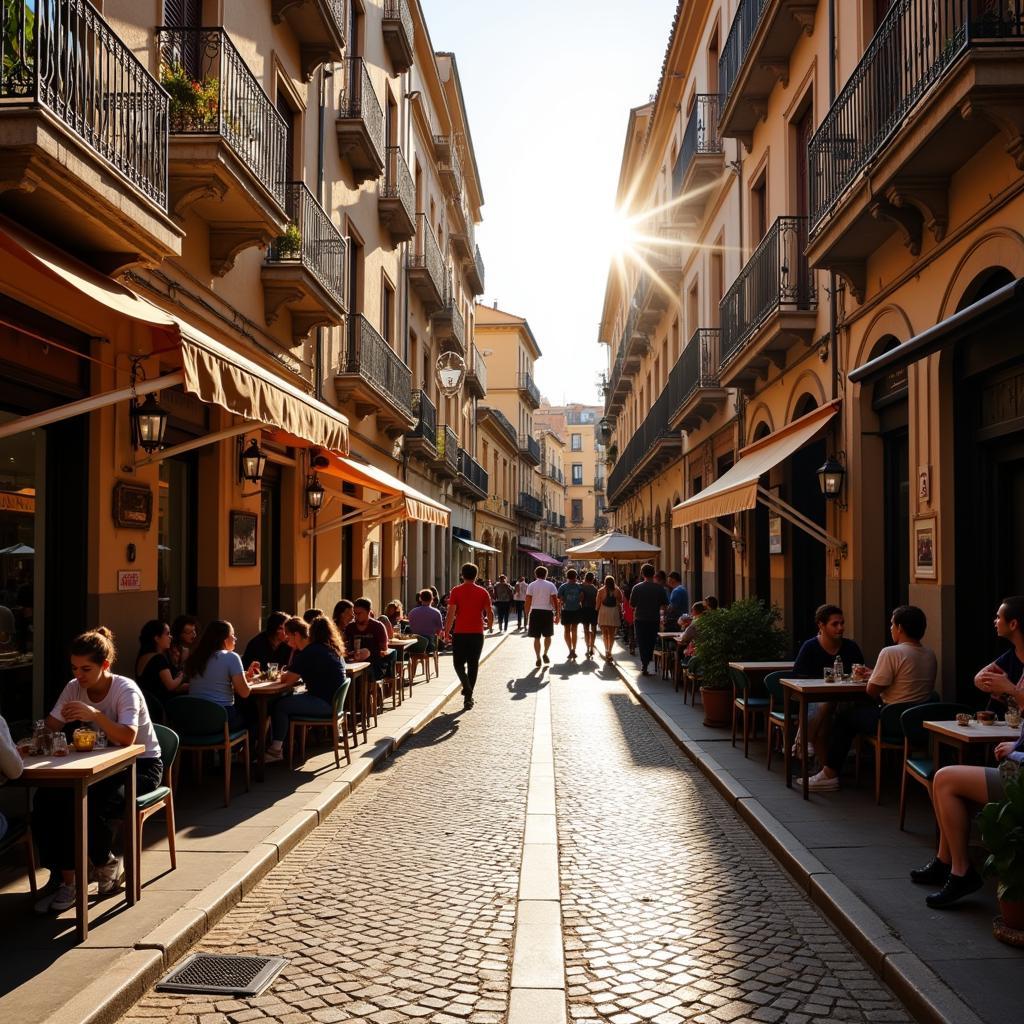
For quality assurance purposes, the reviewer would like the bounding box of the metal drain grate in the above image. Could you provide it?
[156,953,287,996]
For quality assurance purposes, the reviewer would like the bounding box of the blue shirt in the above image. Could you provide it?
[189,650,245,707]
[668,585,690,616]
[289,642,347,704]
[792,636,864,678]
[558,583,583,612]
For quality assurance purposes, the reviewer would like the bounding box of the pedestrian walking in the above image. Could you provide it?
[597,575,623,662]
[557,569,584,660]
[444,562,493,710]
[580,571,600,659]
[525,566,560,668]
[513,577,528,629]
[492,574,514,631]
[630,563,668,676]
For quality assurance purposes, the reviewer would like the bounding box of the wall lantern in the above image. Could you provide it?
[817,456,846,500]
[239,438,268,484]
[305,473,325,515]
[597,416,613,446]
[131,393,168,454]
[436,350,465,397]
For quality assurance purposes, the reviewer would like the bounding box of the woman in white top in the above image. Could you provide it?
[0,712,24,842]
[185,620,260,734]
[33,628,164,914]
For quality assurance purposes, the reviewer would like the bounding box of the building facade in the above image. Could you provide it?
[538,429,567,562]
[474,405,520,580]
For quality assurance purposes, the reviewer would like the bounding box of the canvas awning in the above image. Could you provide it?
[454,536,501,554]
[565,531,660,559]
[527,550,563,567]
[673,402,839,527]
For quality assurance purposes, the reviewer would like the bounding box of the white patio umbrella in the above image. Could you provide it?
[565,530,661,561]
[0,543,34,556]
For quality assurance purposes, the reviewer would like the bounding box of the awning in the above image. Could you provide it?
[454,536,501,554]
[673,401,839,527]
[849,278,1024,386]
[527,551,563,567]
[565,531,660,559]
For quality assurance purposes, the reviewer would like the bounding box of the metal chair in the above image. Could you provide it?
[763,670,794,772]
[856,693,938,803]
[730,665,769,758]
[166,696,250,807]
[899,702,974,830]
[287,679,352,770]
[135,723,179,900]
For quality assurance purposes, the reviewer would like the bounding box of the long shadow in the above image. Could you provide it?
[507,670,549,699]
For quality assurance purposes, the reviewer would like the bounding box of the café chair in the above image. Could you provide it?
[134,724,179,900]
[763,671,795,772]
[898,701,974,830]
[166,696,250,807]
[287,679,352,770]
[682,656,703,707]
[730,665,769,758]
[0,801,37,895]
[407,635,440,690]
[855,693,939,804]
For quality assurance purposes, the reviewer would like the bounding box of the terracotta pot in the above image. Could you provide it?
[701,686,732,728]
[999,898,1024,931]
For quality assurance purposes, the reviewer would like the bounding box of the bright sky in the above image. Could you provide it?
[424,0,678,405]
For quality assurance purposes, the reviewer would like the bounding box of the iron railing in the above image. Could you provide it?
[719,216,815,369]
[409,213,445,295]
[667,328,720,417]
[607,385,678,504]
[435,281,466,349]
[484,406,517,443]
[544,464,564,484]
[267,182,347,309]
[472,244,486,291]
[158,27,286,209]
[434,133,463,194]
[458,448,488,494]
[673,94,722,197]
[518,372,540,407]
[339,57,384,165]
[0,0,169,206]
[519,433,541,464]
[435,424,458,473]
[559,514,566,529]
[516,492,543,519]
[409,388,437,447]
[719,0,769,110]
[325,0,348,39]
[382,0,413,45]
[469,343,488,393]
[808,0,1024,230]
[382,144,415,225]
[344,314,413,419]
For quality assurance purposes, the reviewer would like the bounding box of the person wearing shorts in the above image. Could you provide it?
[580,572,599,659]
[525,566,560,668]
[557,569,583,661]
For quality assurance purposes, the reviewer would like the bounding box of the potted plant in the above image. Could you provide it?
[979,766,1024,934]
[275,222,302,259]
[693,597,788,727]
[161,62,219,131]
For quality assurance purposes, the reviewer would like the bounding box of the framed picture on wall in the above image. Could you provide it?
[768,514,783,555]
[913,514,937,580]
[229,511,258,567]
[369,540,380,578]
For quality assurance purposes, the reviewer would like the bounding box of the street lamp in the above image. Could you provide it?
[305,473,325,515]
[131,393,168,454]
[597,416,613,446]
[817,455,846,499]
[436,350,465,397]
[238,438,268,484]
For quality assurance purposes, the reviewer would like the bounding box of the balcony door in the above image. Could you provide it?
[164,0,201,26]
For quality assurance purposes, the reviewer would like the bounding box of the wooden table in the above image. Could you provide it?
[345,662,371,745]
[14,744,143,940]
[729,661,795,673]
[781,678,869,799]
[389,637,418,701]
[925,719,1021,767]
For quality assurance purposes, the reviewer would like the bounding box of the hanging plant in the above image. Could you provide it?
[161,62,219,131]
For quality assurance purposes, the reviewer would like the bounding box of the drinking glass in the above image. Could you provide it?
[51,733,69,757]
[93,730,108,749]
[267,662,279,681]
[823,668,835,683]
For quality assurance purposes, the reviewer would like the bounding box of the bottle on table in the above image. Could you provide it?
[833,654,844,682]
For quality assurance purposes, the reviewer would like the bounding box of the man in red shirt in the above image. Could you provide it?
[444,562,494,710]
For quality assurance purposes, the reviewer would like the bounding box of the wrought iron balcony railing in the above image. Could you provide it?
[409,388,437,447]
[719,0,768,110]
[435,424,458,474]
[267,182,347,309]
[594,516,608,531]
[343,314,413,419]
[519,433,541,464]
[339,57,384,163]
[483,405,517,443]
[719,216,815,370]
[472,244,486,291]
[0,0,170,207]
[381,144,415,230]
[433,280,466,351]
[382,0,414,72]
[808,0,1024,231]
[409,213,445,297]
[467,343,487,395]
[158,26,286,209]
[672,94,722,197]
[516,492,544,519]
[434,134,463,195]
[667,328,720,418]
[458,448,488,496]
[517,372,541,408]
[607,385,678,504]
[559,514,566,529]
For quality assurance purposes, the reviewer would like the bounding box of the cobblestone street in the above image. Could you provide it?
[121,637,910,1024]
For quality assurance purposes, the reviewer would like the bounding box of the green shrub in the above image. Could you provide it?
[276,222,302,258]
[693,597,788,690]
[980,767,1024,902]
[161,62,219,130]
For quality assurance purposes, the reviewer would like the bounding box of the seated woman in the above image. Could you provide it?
[136,620,187,710]
[0,711,24,841]
[168,615,199,675]
[302,608,324,625]
[265,616,347,763]
[33,628,163,913]
[332,599,354,635]
[186,620,260,733]
[383,600,407,635]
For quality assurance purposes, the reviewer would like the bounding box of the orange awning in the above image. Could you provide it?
[673,401,839,526]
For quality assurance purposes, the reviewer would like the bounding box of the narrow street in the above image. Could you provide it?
[121,636,908,1024]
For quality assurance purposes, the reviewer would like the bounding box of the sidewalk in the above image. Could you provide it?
[611,647,1021,1024]
[0,634,506,1024]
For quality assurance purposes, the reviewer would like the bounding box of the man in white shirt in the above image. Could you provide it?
[525,566,560,668]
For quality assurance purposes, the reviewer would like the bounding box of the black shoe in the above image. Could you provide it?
[910,857,950,886]
[925,866,983,908]
[543,654,550,663]
[536,657,542,667]
[463,697,474,710]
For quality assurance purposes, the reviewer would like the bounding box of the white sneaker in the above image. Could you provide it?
[35,882,77,913]
[95,855,123,894]
[807,769,839,792]
[264,746,284,764]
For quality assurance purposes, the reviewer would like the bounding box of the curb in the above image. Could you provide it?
[613,664,983,1024]
[47,636,505,1024]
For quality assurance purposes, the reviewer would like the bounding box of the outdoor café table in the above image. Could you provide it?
[345,661,371,745]
[249,676,294,782]
[924,719,1021,767]
[14,744,143,941]
[781,677,868,800]
[657,632,685,681]
[388,637,418,700]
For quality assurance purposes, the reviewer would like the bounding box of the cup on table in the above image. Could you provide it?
[955,712,973,727]
[823,668,835,683]
[1007,709,1021,729]
[977,710,997,726]
[267,662,279,681]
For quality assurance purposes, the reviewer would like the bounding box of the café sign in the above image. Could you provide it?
[117,570,142,592]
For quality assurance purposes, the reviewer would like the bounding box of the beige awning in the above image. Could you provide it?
[565,531,661,559]
[673,401,839,526]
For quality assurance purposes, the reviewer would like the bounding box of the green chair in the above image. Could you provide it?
[731,666,770,758]
[287,679,353,770]
[899,702,974,830]
[166,696,250,807]
[855,693,938,804]
[683,656,703,706]
[763,670,795,772]
[134,723,179,901]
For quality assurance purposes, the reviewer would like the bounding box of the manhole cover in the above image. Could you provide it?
[156,953,287,996]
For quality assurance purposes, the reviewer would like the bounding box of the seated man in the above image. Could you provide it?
[974,595,1024,710]
[407,589,444,653]
[809,605,936,792]
[343,598,396,681]
[242,611,291,671]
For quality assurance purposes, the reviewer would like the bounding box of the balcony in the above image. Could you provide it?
[606,386,683,507]
[467,244,486,296]
[807,0,1024,302]
[605,302,652,415]
[481,405,518,445]
[378,145,415,242]
[671,94,724,226]
[431,289,466,355]
[593,478,605,494]
[433,424,459,479]
[335,314,415,436]
[519,434,541,466]
[408,214,446,311]
[433,135,463,198]
[667,328,727,432]
[450,204,475,261]
[405,389,437,462]
[649,227,685,296]
[262,182,347,345]
[0,0,179,269]
[719,0,818,147]
[466,344,487,400]
[560,514,567,529]
[718,216,817,392]
[516,492,544,520]
[381,0,414,74]
[543,464,564,485]
[456,448,488,501]
[271,0,347,80]
[517,371,541,410]
[158,27,288,275]
[336,57,384,184]
[594,515,609,532]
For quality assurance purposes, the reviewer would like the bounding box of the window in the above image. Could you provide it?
[382,278,395,345]
[571,537,585,547]
[571,433,582,451]
[571,499,584,523]
[571,463,583,485]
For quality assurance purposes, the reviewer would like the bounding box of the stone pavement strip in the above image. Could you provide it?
[114,635,914,1024]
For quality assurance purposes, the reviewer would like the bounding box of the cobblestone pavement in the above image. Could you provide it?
[123,637,538,1024]
[550,667,910,1024]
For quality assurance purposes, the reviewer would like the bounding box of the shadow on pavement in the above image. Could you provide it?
[507,671,549,699]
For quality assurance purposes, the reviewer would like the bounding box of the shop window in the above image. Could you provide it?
[158,457,197,626]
